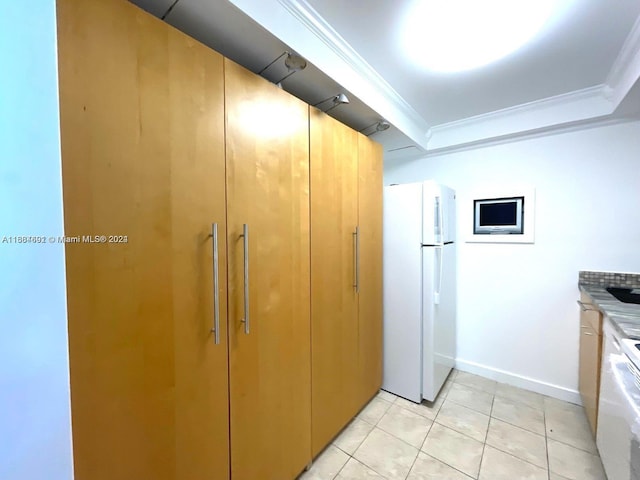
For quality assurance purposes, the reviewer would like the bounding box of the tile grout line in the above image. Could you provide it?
[353,378,593,480]
[544,408,551,480]
[486,400,555,473]
[429,384,559,475]
[488,414,546,437]
[424,414,484,476]
[330,449,349,480]
[402,398,443,480]
[387,383,451,479]
[427,397,569,476]
[399,376,600,480]
[355,394,421,480]
[420,452,476,479]
[331,394,396,478]
[403,445,421,479]
[445,395,493,416]
[411,372,482,479]
[544,402,602,458]
[476,393,497,479]
[432,372,558,478]
[547,436,600,456]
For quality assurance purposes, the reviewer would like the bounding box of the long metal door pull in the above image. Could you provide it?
[240,224,250,335]
[211,223,220,344]
[353,227,360,293]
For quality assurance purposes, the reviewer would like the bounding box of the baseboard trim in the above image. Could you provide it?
[455,358,582,405]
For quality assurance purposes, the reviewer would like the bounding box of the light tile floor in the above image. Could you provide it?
[300,370,606,480]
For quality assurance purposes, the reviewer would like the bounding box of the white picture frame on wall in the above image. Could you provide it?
[464,186,536,243]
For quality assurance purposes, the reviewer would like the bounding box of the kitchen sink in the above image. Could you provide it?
[606,287,640,305]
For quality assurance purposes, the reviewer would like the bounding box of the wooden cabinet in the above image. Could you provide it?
[309,108,360,455]
[225,59,312,480]
[58,2,381,478]
[168,29,230,480]
[309,110,383,456]
[57,0,229,479]
[578,291,603,436]
[356,134,384,406]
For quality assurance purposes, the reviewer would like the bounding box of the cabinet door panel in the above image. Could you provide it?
[58,1,229,479]
[58,2,174,478]
[309,108,359,456]
[357,134,384,405]
[167,28,229,480]
[225,59,311,480]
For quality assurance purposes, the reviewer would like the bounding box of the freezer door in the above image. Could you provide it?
[442,185,456,244]
[422,181,456,245]
[382,184,423,402]
[422,181,440,245]
[422,242,456,402]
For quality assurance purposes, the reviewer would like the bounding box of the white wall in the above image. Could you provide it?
[385,120,640,401]
[0,1,74,478]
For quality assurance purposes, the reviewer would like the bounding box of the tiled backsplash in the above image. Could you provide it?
[579,270,640,288]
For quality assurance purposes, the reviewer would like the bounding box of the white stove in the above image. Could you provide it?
[622,338,640,392]
[598,320,640,480]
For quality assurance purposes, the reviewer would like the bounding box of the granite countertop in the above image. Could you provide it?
[579,284,640,339]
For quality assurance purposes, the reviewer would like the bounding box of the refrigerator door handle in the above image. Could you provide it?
[434,195,441,244]
[438,194,445,245]
[434,191,445,304]
[434,245,443,305]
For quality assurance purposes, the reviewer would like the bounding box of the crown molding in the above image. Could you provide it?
[424,116,638,158]
[228,0,639,155]
[425,11,640,152]
[427,85,614,151]
[432,84,605,131]
[603,14,640,109]
[275,0,431,147]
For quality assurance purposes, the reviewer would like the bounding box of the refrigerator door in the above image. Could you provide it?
[422,181,456,245]
[421,181,441,245]
[422,242,456,401]
[382,183,424,402]
[442,185,456,244]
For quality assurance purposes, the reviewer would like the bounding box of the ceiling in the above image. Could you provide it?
[307,0,640,125]
[130,0,640,159]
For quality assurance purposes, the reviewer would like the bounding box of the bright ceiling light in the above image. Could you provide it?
[402,0,559,73]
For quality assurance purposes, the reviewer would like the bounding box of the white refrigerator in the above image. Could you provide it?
[382,181,456,403]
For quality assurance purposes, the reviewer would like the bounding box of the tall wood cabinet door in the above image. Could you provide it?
[356,134,384,406]
[167,27,230,480]
[224,59,312,480]
[309,108,359,456]
[58,1,175,478]
[57,1,229,479]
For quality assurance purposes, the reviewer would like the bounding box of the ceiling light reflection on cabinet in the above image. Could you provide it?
[236,100,304,139]
[401,0,568,73]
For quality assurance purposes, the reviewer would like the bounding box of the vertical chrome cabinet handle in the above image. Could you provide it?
[211,223,220,344]
[353,227,360,293]
[240,224,250,334]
